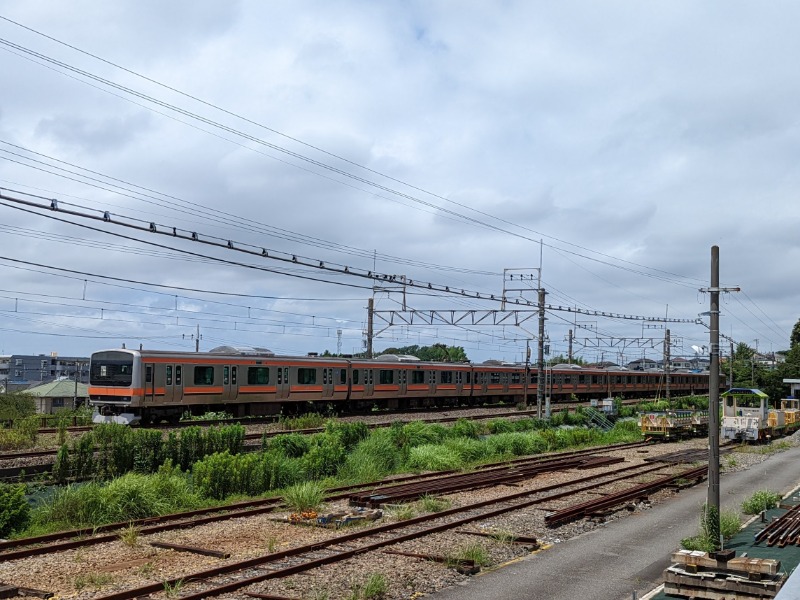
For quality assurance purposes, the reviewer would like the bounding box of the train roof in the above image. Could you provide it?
[722,387,768,397]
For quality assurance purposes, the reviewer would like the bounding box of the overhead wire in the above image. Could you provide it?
[0,28,710,288]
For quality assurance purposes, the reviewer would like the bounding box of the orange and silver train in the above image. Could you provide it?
[89,347,716,425]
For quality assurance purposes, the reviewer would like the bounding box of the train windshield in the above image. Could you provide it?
[90,351,134,386]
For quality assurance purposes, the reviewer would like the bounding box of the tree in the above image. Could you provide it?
[791,318,800,349]
[379,344,469,362]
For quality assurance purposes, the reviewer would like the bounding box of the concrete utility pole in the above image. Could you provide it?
[366,297,374,359]
[523,340,531,407]
[664,329,671,403]
[707,246,721,547]
[701,247,738,547]
[195,324,200,353]
[568,329,573,364]
[536,288,546,419]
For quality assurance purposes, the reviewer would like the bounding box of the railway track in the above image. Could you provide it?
[0,441,654,562]
[82,459,700,600]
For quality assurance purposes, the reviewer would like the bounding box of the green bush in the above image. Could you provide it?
[406,444,463,471]
[269,433,311,458]
[451,418,482,439]
[301,434,346,479]
[0,392,36,420]
[742,490,782,515]
[0,483,30,537]
[282,481,325,513]
[325,421,370,450]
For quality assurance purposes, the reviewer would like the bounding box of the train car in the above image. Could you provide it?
[89,347,718,425]
[639,409,709,440]
[722,388,800,442]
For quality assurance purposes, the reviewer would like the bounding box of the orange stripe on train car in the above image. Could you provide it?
[89,387,143,396]
[239,386,277,393]
[183,387,224,394]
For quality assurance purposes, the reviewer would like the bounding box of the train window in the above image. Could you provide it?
[401,371,407,384]
[511,373,520,384]
[412,371,424,384]
[726,397,734,407]
[490,372,501,384]
[429,371,435,384]
[223,366,230,385]
[283,368,288,384]
[353,369,359,384]
[466,372,471,384]
[456,372,462,384]
[340,369,347,384]
[176,366,182,385]
[248,367,269,384]
[323,369,328,385]
[379,369,394,384]
[146,365,153,383]
[368,370,374,385]
[564,375,571,384]
[232,367,237,385]
[578,375,586,384]
[297,368,317,385]
[441,371,453,384]
[166,366,173,386]
[626,376,633,384]
[194,366,214,385]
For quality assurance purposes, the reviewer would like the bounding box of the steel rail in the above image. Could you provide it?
[92,462,672,600]
[0,442,648,560]
[544,465,708,526]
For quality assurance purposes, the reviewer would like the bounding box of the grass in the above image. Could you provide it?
[118,523,140,547]
[279,413,328,430]
[163,579,184,598]
[742,490,782,515]
[74,573,114,590]
[418,494,450,513]
[282,481,325,513]
[489,529,518,544]
[348,573,387,600]
[385,503,417,521]
[681,508,742,552]
[447,542,490,567]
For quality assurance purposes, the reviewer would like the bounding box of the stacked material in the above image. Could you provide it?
[664,549,785,599]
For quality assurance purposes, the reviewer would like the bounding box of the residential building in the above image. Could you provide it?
[26,379,89,413]
[7,353,90,387]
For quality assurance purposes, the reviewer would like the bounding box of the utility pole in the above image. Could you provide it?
[707,246,721,548]
[73,361,79,409]
[730,341,734,387]
[367,297,374,359]
[700,246,738,549]
[195,324,200,353]
[523,340,531,408]
[536,288,546,419]
[664,328,671,404]
[568,329,573,364]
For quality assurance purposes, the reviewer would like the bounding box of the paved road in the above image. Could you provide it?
[430,445,800,600]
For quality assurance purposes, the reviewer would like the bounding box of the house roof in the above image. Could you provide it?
[25,380,89,397]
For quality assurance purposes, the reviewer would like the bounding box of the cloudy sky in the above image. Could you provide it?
[0,1,797,367]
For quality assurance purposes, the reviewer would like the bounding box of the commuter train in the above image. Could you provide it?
[721,388,800,442]
[88,347,716,425]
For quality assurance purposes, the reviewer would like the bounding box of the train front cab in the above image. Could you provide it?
[721,388,769,442]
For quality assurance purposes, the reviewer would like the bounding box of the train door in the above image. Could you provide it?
[364,368,374,398]
[277,367,290,399]
[428,369,436,396]
[322,368,335,399]
[174,365,183,403]
[398,369,407,396]
[164,364,175,403]
[144,363,155,405]
[222,365,239,402]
